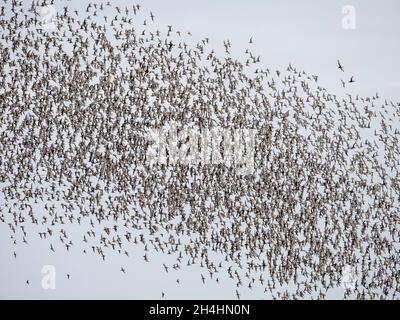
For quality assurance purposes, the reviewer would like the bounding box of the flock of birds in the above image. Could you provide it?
[1,0,400,300]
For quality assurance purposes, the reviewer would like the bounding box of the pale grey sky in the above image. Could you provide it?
[0,0,399,299]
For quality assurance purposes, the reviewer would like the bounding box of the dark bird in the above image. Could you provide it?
[337,60,344,72]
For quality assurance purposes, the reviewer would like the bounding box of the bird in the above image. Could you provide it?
[337,60,344,72]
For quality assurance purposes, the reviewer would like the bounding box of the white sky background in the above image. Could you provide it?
[0,0,399,299]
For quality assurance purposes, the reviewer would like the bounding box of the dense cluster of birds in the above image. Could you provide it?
[1,0,399,300]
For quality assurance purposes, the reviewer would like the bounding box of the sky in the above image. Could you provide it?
[138,0,400,101]
[0,0,399,299]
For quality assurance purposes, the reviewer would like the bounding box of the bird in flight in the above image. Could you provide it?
[337,60,344,72]
[349,76,355,83]
[163,264,168,273]
[236,290,240,300]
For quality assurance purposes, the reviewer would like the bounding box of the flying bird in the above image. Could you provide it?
[337,60,344,72]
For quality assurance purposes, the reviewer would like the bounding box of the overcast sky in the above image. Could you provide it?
[0,0,399,299]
